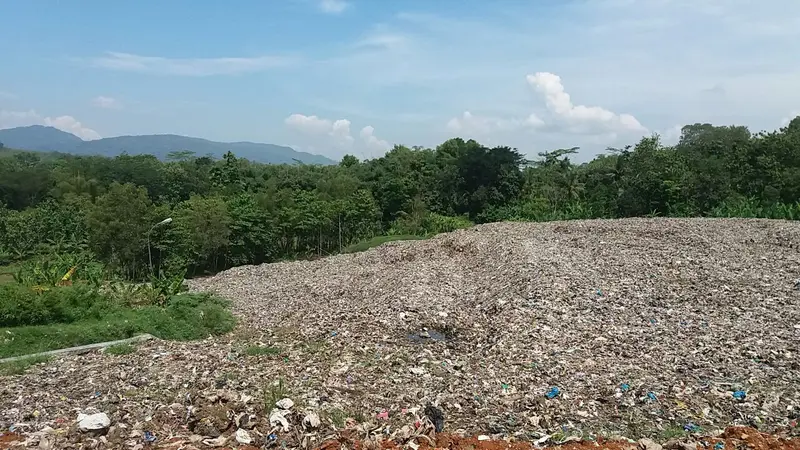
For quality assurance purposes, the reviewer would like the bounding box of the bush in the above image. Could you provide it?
[0,293,236,358]
[0,284,112,327]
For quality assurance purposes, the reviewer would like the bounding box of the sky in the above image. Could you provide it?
[1,0,799,162]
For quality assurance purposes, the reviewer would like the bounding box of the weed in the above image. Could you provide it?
[263,378,290,410]
[245,345,281,356]
[105,343,136,355]
[303,339,328,354]
[0,355,50,376]
[326,408,347,428]
[658,424,689,441]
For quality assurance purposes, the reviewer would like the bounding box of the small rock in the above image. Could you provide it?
[235,428,253,444]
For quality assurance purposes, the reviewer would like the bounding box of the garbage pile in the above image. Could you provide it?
[1,218,800,449]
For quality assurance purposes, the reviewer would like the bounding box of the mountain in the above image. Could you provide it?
[0,126,336,165]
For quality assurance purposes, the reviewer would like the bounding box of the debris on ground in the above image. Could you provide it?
[2,218,800,448]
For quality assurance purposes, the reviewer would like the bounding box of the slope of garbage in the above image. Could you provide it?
[2,218,800,449]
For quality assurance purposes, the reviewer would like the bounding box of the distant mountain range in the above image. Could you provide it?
[0,125,336,165]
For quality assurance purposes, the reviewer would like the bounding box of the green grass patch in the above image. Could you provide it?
[0,293,236,359]
[245,345,281,356]
[343,235,426,254]
[0,355,51,376]
[105,343,136,355]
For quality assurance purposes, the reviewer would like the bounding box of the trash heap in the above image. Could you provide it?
[1,218,800,449]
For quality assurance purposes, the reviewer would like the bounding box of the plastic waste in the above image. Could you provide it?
[647,391,657,401]
[76,412,110,433]
[733,390,746,400]
[143,431,156,444]
[684,422,700,433]
[546,387,561,399]
[620,383,631,392]
[425,404,444,432]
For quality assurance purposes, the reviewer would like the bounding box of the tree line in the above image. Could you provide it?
[1,117,799,279]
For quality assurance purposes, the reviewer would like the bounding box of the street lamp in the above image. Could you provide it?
[148,217,173,275]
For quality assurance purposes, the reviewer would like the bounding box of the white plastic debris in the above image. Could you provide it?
[76,412,110,433]
[235,428,253,444]
[276,397,294,410]
[303,412,321,429]
[269,408,290,432]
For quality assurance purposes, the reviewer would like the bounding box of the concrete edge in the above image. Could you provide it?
[0,334,155,364]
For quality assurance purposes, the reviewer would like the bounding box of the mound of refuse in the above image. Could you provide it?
[2,218,800,449]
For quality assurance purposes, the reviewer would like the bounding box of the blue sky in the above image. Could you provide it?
[1,0,799,161]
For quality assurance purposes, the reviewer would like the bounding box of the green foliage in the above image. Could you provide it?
[0,355,51,376]
[105,343,136,355]
[1,115,800,282]
[0,284,113,327]
[0,292,235,358]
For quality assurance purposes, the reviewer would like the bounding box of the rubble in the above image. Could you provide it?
[1,218,800,448]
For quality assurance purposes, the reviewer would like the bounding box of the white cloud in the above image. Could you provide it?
[285,114,391,156]
[91,96,122,109]
[446,111,544,136]
[86,52,298,76]
[360,125,390,151]
[319,0,349,14]
[526,72,647,135]
[0,109,101,140]
[445,73,644,140]
[0,91,16,100]
[285,113,353,147]
[781,111,799,127]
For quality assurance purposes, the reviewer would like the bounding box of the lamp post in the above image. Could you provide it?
[148,217,173,275]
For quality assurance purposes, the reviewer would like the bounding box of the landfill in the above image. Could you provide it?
[1,218,800,449]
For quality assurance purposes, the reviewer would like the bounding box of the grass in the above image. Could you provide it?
[0,355,50,376]
[0,292,236,359]
[105,343,136,355]
[244,345,281,356]
[343,234,426,254]
[0,261,25,285]
[263,378,290,410]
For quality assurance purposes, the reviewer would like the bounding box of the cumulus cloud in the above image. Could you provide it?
[85,52,298,76]
[526,72,647,134]
[446,72,645,140]
[319,0,349,14]
[285,113,392,154]
[360,125,390,151]
[285,113,354,147]
[446,111,544,135]
[781,111,799,127]
[91,96,122,109]
[0,109,101,140]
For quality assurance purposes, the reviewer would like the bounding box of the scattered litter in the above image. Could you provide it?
[546,387,561,399]
[275,398,294,410]
[303,412,321,429]
[733,390,747,400]
[425,404,444,432]
[3,219,800,448]
[76,411,110,433]
[143,431,156,444]
[684,422,701,433]
[235,428,253,444]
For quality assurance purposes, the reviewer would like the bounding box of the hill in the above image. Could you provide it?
[0,125,336,165]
